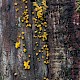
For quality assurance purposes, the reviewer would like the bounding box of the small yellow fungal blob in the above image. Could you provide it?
[36,42,38,44]
[46,57,48,60]
[44,77,46,79]
[18,36,21,38]
[38,32,41,34]
[45,48,49,51]
[23,60,30,69]
[34,8,38,11]
[37,24,41,27]
[23,17,26,20]
[33,2,38,7]
[14,2,18,6]
[21,32,25,35]
[33,35,37,38]
[32,12,34,14]
[25,15,29,18]
[15,8,19,12]
[22,0,26,2]
[21,36,25,40]
[39,26,42,31]
[39,50,41,52]
[15,41,20,49]
[42,50,43,52]
[28,54,31,58]
[44,22,47,25]
[36,52,38,56]
[42,32,48,41]
[46,53,49,57]
[34,30,38,33]
[21,20,24,23]
[25,1,28,3]
[25,6,28,9]
[44,60,49,64]
[37,58,40,61]
[42,56,44,59]
[28,24,31,27]
[32,18,37,21]
[23,48,27,53]
[44,77,49,80]
[26,24,31,27]
[38,36,42,38]
[25,20,29,23]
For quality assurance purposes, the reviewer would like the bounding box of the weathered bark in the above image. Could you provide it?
[1,0,80,80]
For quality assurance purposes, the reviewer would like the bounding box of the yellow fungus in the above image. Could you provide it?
[35,30,38,33]
[42,32,48,41]
[25,6,28,8]
[28,24,31,27]
[33,2,38,7]
[15,41,20,49]
[32,12,34,14]
[44,77,49,80]
[38,36,42,38]
[21,32,25,35]
[25,1,28,3]
[44,60,49,64]
[33,35,37,38]
[23,17,26,20]
[46,53,49,57]
[18,36,21,38]
[39,50,41,52]
[37,58,40,61]
[23,48,27,53]
[46,57,48,60]
[14,2,18,6]
[22,0,26,2]
[15,8,19,12]
[21,36,25,40]
[36,42,38,44]
[45,48,49,51]
[36,53,38,56]
[24,60,30,69]
[28,54,31,58]
[25,20,29,23]
[42,56,44,59]
[21,20,24,23]
[39,27,42,31]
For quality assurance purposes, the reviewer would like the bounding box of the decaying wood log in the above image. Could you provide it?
[0,0,80,80]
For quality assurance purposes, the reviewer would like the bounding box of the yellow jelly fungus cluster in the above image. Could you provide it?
[33,1,48,41]
[33,1,49,79]
[15,41,20,49]
[42,32,48,41]
[24,60,30,69]
[14,2,18,6]
[44,77,49,80]
[14,0,31,70]
[33,0,49,61]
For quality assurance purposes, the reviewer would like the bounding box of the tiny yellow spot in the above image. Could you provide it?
[36,53,38,56]
[21,32,25,35]
[23,48,27,53]
[22,36,25,40]
[14,2,18,6]
[28,54,31,58]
